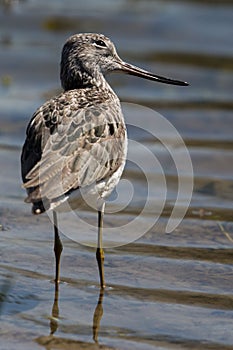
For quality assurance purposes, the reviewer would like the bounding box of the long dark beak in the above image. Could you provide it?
[118,61,189,86]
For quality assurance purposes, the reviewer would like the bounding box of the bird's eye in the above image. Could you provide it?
[92,39,107,48]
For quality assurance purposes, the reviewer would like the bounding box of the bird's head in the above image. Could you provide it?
[60,33,188,91]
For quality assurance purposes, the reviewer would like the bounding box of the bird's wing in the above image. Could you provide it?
[21,91,126,202]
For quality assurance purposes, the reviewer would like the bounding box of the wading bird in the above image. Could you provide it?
[21,33,188,288]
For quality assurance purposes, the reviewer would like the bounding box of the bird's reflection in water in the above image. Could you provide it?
[49,282,104,343]
[92,288,104,343]
[50,282,60,336]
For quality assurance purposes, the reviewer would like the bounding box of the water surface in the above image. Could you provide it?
[0,1,233,349]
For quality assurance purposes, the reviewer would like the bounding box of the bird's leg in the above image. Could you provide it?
[96,202,105,289]
[53,211,63,285]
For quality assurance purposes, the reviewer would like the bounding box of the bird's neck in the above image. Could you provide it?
[60,63,109,91]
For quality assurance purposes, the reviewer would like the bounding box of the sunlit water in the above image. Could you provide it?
[0,1,233,349]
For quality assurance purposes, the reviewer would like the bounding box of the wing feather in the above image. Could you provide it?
[21,89,126,204]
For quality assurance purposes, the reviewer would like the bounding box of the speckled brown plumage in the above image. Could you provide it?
[21,86,126,208]
[21,33,187,215]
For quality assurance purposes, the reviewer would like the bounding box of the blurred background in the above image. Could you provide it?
[0,1,233,349]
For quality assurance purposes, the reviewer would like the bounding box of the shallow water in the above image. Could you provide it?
[0,1,233,349]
